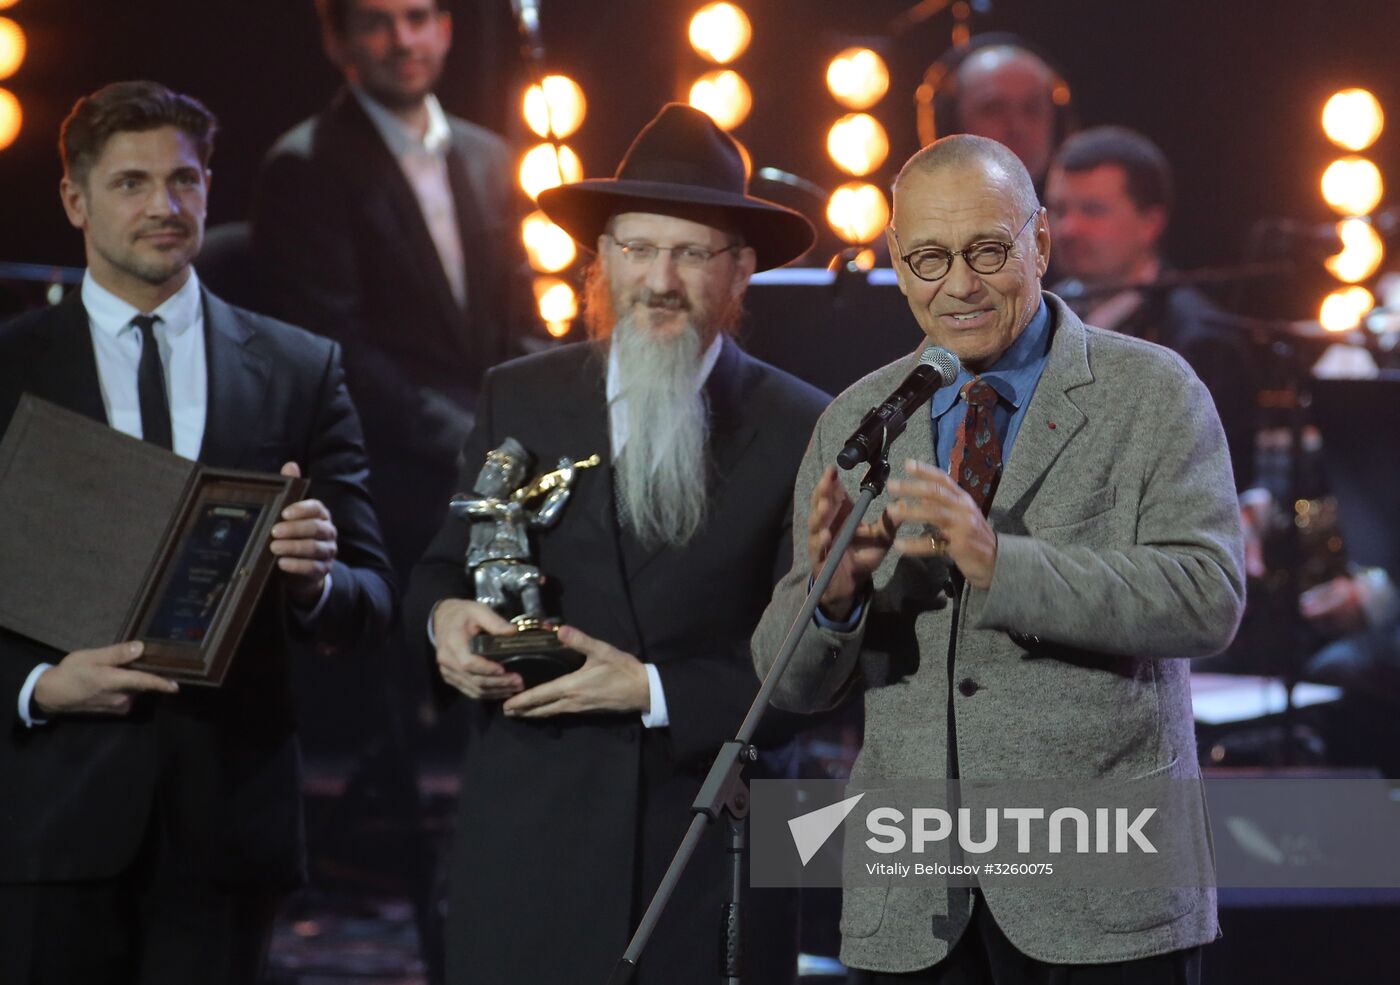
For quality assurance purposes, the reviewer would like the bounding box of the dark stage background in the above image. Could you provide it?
[3,5,1399,982]
[1,0,1397,325]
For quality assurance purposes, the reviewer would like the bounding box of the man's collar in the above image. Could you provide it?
[606,331,725,404]
[350,85,451,157]
[931,297,1052,420]
[1080,254,1161,332]
[81,269,203,339]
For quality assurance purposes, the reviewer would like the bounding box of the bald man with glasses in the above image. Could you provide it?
[754,134,1244,984]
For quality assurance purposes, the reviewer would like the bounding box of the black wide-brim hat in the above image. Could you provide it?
[537,103,816,271]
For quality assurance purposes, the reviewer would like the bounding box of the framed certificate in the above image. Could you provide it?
[123,472,303,684]
[0,395,306,686]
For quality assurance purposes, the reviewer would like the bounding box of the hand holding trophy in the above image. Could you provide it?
[449,438,601,688]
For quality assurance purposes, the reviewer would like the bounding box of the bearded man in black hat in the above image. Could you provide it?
[404,104,829,985]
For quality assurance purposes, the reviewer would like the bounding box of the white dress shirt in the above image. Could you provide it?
[352,87,468,308]
[85,269,208,460]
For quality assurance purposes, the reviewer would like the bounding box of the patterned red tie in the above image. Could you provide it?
[948,377,1002,515]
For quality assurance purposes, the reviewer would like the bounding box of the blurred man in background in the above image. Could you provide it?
[1046,125,1263,559]
[255,0,517,585]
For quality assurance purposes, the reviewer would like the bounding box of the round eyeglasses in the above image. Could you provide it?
[606,235,740,269]
[894,211,1039,282]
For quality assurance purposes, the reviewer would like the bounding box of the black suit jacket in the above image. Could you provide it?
[1109,283,1258,490]
[403,339,828,985]
[253,92,518,576]
[0,288,394,888]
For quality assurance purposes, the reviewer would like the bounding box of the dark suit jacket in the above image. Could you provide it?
[0,288,395,889]
[253,90,518,573]
[1107,283,1258,490]
[403,338,828,985]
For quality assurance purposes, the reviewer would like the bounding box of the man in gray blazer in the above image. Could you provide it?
[753,135,1244,983]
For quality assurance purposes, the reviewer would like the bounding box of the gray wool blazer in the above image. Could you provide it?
[753,293,1245,972]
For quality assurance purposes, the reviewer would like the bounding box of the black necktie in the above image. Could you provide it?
[132,314,173,450]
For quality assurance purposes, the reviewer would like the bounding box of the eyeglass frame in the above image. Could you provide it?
[603,233,743,269]
[891,210,1040,283]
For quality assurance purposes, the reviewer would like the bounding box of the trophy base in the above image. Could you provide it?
[472,627,585,690]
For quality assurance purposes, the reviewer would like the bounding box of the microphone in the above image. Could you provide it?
[837,345,962,470]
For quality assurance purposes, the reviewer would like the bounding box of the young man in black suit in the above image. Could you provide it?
[0,81,395,985]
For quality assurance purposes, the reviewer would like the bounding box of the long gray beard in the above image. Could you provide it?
[611,313,711,550]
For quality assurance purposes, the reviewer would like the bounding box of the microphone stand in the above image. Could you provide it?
[607,434,896,985]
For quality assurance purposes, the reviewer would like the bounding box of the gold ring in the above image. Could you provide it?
[929,534,947,554]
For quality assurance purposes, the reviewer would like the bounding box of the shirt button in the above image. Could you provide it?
[957,678,979,697]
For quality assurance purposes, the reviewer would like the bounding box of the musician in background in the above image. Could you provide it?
[1046,126,1271,581]
[924,36,1072,188]
[1046,126,1258,490]
[1300,566,1399,697]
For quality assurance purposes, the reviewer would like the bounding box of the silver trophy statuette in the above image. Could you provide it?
[448,437,601,688]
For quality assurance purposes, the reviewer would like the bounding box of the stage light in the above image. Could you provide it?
[0,1,19,9]
[1319,285,1374,332]
[826,181,889,244]
[521,210,577,273]
[1322,88,1384,152]
[523,75,586,140]
[519,142,583,201]
[0,87,19,151]
[0,18,24,81]
[688,3,751,65]
[1320,156,1384,216]
[534,277,578,336]
[826,48,889,110]
[688,70,751,130]
[827,113,889,177]
[1324,218,1385,283]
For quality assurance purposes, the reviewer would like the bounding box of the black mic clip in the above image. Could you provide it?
[836,345,962,471]
[838,406,901,471]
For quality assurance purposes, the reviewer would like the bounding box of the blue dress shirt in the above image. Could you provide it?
[816,297,1055,631]
[929,296,1053,470]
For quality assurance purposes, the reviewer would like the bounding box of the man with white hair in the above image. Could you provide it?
[404,103,828,985]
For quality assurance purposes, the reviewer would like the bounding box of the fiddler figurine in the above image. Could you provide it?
[449,438,601,686]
